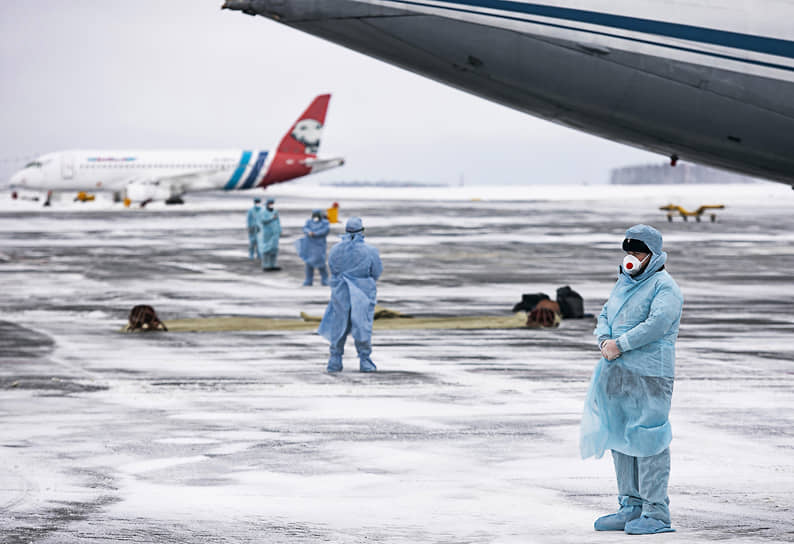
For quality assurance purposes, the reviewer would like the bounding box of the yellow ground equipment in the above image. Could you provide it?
[659,203,725,222]
[326,202,340,223]
[74,191,95,202]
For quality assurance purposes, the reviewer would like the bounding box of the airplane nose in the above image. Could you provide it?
[9,172,24,187]
[9,169,35,188]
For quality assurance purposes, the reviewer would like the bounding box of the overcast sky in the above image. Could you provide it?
[0,0,662,185]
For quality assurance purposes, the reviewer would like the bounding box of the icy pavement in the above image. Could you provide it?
[1,184,793,543]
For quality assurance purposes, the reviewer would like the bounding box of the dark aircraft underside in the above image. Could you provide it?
[224,0,794,186]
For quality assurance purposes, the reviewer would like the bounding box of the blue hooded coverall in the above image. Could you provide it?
[317,217,383,372]
[295,210,330,286]
[246,202,262,260]
[259,199,281,269]
[581,224,683,526]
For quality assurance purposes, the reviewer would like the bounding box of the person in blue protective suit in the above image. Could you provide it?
[259,198,282,271]
[295,209,330,286]
[246,198,262,260]
[317,217,383,373]
[581,224,683,535]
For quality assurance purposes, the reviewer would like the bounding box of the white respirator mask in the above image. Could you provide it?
[623,253,650,275]
[313,217,320,222]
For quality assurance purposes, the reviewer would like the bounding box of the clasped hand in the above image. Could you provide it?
[600,339,621,361]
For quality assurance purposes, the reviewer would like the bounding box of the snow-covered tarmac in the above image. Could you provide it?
[1,183,793,543]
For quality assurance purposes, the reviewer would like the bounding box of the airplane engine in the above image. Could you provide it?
[125,181,164,205]
[125,181,186,206]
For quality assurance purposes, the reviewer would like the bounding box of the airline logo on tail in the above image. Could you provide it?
[260,94,343,186]
[221,94,341,191]
[277,93,330,157]
[292,119,323,155]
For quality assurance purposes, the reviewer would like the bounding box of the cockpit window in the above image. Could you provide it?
[24,161,43,168]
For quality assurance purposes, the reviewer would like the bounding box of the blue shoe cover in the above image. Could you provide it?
[594,506,641,531]
[359,358,377,372]
[327,356,343,373]
[624,515,675,535]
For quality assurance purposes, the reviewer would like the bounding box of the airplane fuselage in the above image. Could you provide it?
[13,149,271,196]
[9,94,344,202]
[224,0,794,186]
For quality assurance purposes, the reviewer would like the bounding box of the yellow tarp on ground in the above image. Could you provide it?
[163,317,318,333]
[159,307,528,333]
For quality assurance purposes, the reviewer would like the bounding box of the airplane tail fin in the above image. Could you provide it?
[258,94,343,187]
[276,94,331,157]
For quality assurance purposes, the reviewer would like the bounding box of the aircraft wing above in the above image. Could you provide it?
[222,0,794,186]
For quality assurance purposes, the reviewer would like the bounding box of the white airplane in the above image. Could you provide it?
[222,1,794,187]
[8,94,344,205]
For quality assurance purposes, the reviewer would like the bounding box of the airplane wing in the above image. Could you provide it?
[222,0,794,186]
[124,168,227,202]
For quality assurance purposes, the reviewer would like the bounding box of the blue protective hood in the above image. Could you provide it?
[345,216,364,233]
[624,224,662,254]
[620,224,667,283]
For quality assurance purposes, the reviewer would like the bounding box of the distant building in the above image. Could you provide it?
[610,162,758,185]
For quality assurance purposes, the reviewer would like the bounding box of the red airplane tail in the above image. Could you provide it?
[260,94,335,186]
[276,93,331,157]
